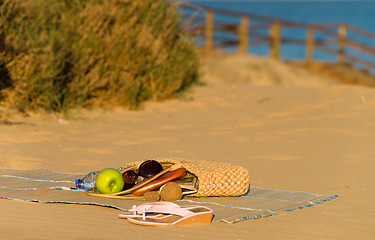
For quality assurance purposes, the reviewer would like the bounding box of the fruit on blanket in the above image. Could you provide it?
[95,168,124,194]
[160,182,182,201]
[122,170,137,190]
[138,160,163,178]
[144,191,160,201]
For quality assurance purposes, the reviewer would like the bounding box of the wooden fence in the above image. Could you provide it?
[177,3,375,74]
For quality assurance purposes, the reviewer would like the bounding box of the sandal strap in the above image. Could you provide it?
[139,206,193,217]
[129,201,180,214]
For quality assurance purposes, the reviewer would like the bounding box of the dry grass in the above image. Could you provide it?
[0,0,199,114]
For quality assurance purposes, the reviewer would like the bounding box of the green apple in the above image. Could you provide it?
[95,168,124,194]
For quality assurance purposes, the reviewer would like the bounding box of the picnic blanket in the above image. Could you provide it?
[0,168,338,223]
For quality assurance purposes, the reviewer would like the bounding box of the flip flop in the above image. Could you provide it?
[119,201,181,219]
[119,202,202,219]
[127,205,213,226]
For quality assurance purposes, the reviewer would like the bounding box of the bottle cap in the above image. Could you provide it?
[75,179,83,189]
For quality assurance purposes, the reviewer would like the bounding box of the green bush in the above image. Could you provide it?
[0,0,199,113]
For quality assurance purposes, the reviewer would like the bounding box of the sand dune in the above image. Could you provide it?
[1,53,375,239]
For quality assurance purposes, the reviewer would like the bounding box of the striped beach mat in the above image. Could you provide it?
[0,168,338,223]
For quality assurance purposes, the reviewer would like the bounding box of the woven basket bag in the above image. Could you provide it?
[122,158,250,197]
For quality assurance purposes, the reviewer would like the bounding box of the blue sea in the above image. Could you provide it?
[176,1,375,67]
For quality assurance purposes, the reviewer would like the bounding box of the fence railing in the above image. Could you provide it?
[177,3,375,74]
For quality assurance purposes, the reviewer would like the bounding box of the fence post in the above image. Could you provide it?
[238,15,249,54]
[205,10,214,56]
[306,25,315,64]
[269,21,281,59]
[338,24,346,63]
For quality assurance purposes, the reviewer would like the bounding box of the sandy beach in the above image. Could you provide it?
[1,54,375,239]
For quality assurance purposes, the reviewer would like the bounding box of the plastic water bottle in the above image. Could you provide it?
[75,171,99,190]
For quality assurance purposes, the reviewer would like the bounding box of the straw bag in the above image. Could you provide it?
[122,158,250,197]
